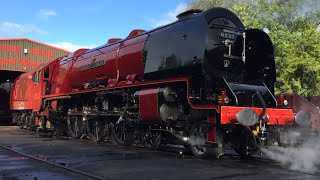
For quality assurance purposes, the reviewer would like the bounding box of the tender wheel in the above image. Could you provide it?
[67,116,84,139]
[143,131,161,150]
[87,120,107,142]
[112,119,135,146]
[189,122,208,158]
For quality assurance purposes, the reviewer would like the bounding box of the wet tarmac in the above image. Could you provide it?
[0,126,319,180]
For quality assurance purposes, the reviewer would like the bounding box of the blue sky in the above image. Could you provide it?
[0,0,189,51]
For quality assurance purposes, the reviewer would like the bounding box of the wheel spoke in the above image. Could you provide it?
[95,122,99,139]
[74,119,78,136]
[119,125,123,141]
[123,125,127,140]
[67,116,83,139]
[87,120,105,142]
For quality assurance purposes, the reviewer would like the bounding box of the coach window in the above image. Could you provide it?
[44,67,50,78]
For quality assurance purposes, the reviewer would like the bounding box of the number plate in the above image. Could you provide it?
[220,32,235,39]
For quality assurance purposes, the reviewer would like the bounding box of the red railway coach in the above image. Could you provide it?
[10,8,311,158]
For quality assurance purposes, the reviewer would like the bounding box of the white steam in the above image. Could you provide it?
[262,130,320,173]
[188,137,206,146]
[174,134,206,146]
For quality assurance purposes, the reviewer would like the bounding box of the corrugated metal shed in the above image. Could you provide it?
[0,38,70,72]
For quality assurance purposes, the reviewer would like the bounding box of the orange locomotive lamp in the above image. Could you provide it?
[10,8,310,158]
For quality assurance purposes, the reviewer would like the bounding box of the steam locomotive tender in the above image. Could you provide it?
[10,8,310,157]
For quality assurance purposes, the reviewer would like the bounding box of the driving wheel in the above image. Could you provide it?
[112,119,135,146]
[189,122,208,158]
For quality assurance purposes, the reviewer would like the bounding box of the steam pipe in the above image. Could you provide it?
[255,91,266,121]
[242,32,246,63]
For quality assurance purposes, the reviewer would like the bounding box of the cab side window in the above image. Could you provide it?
[44,67,50,78]
[32,71,41,84]
[32,73,36,83]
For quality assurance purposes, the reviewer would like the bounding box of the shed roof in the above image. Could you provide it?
[0,38,71,53]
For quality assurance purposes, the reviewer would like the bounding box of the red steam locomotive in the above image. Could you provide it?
[10,8,310,157]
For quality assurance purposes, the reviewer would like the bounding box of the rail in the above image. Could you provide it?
[0,145,104,180]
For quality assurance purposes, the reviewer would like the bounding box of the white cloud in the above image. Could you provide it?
[150,3,188,28]
[37,9,58,19]
[49,42,96,52]
[0,22,46,35]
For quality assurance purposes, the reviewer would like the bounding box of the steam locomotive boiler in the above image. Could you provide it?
[10,7,310,158]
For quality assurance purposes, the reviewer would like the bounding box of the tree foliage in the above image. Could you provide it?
[190,0,320,96]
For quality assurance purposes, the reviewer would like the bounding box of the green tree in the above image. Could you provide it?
[190,0,320,96]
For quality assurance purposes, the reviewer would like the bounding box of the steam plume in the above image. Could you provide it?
[262,130,320,173]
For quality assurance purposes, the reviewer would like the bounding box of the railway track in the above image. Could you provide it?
[0,144,104,180]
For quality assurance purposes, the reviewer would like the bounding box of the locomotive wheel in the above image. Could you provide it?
[87,120,107,142]
[28,114,37,131]
[67,116,83,139]
[112,120,135,146]
[37,117,47,132]
[19,114,27,129]
[231,126,260,158]
[143,131,161,150]
[17,114,22,128]
[189,122,208,158]
[26,115,32,129]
